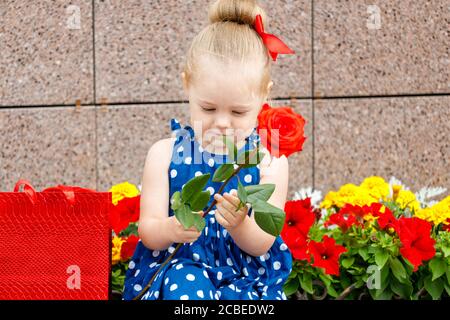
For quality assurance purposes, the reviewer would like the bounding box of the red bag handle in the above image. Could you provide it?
[42,185,97,205]
[13,179,38,205]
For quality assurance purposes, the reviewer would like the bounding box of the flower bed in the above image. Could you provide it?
[282,176,450,300]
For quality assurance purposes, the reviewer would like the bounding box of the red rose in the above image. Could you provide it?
[120,235,140,261]
[257,103,306,158]
[110,195,141,235]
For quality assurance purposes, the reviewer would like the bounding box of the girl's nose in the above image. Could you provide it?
[214,114,231,130]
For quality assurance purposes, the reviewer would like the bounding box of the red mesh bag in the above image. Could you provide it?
[0,179,112,300]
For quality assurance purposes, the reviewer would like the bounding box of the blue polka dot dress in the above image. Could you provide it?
[122,118,293,300]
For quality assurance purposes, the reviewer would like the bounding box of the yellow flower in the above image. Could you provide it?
[416,195,450,226]
[360,176,390,201]
[319,183,378,209]
[391,185,403,201]
[395,189,420,214]
[112,236,125,265]
[109,182,140,205]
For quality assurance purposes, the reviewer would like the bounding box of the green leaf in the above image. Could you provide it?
[223,135,238,162]
[174,204,195,229]
[424,275,444,300]
[212,164,234,182]
[375,249,390,269]
[390,277,413,299]
[358,247,370,261]
[245,184,275,204]
[252,199,286,237]
[390,257,407,283]
[236,179,247,211]
[181,173,210,202]
[170,191,182,210]
[341,257,355,268]
[441,246,450,258]
[299,273,313,294]
[429,257,447,281]
[444,282,450,296]
[283,277,299,296]
[189,191,210,211]
[236,150,265,168]
[191,212,206,233]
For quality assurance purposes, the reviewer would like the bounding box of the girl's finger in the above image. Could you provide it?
[215,208,231,227]
[222,192,241,206]
[217,201,237,218]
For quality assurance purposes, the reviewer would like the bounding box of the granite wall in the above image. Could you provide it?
[1,0,449,199]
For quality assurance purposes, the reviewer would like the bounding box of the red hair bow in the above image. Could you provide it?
[254,14,295,61]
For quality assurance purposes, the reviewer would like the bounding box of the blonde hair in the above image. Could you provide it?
[183,0,272,100]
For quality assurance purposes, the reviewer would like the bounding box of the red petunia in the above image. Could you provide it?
[110,195,141,235]
[288,233,310,262]
[396,217,436,271]
[308,235,347,276]
[257,103,307,158]
[120,234,140,261]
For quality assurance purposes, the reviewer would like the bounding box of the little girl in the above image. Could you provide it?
[123,0,293,300]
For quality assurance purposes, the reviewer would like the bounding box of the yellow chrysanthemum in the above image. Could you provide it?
[395,189,420,214]
[360,176,390,202]
[112,236,125,265]
[416,195,450,226]
[319,183,378,209]
[109,182,140,205]
[391,185,403,201]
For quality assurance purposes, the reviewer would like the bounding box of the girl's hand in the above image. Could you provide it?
[167,212,203,244]
[214,190,248,230]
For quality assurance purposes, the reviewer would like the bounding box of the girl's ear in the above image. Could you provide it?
[181,72,189,94]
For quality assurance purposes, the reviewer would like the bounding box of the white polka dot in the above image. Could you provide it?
[209,210,215,215]
[248,292,253,300]
[175,264,183,270]
[170,284,178,291]
[276,297,281,300]
[244,174,252,183]
[217,230,220,238]
[133,284,142,291]
[171,259,178,264]
[217,271,223,280]
[282,292,287,300]
[207,187,215,195]
[236,287,242,292]
[149,262,157,268]
[193,253,200,261]
[198,145,204,152]
[252,292,259,297]
[257,282,264,287]
[154,291,159,298]
[177,146,184,153]
[263,285,268,292]
[209,291,213,299]
[134,269,140,277]
[276,278,283,285]
[165,277,169,285]
[222,229,228,237]
[152,250,160,257]
[246,256,252,263]
[205,226,208,236]
[142,291,150,299]
[203,270,209,278]
[180,294,189,300]
[243,268,249,276]
[228,284,236,291]
[230,189,237,194]
[226,258,233,266]
[273,261,281,270]
[185,157,192,165]
[182,273,195,281]
[217,291,221,298]
[208,158,215,167]
[168,246,175,253]
[215,292,219,300]
[280,243,288,251]
[258,267,265,275]
[128,261,135,269]
[215,259,220,266]
[264,253,271,260]
[210,217,215,224]
[170,169,177,178]
[197,290,204,298]
[195,171,203,177]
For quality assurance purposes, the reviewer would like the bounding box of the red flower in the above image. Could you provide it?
[396,217,436,271]
[288,233,311,261]
[120,235,140,261]
[324,212,360,232]
[340,204,367,219]
[308,236,347,276]
[257,103,306,158]
[110,195,141,235]
[442,219,450,232]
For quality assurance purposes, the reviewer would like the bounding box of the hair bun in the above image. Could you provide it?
[208,0,267,27]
